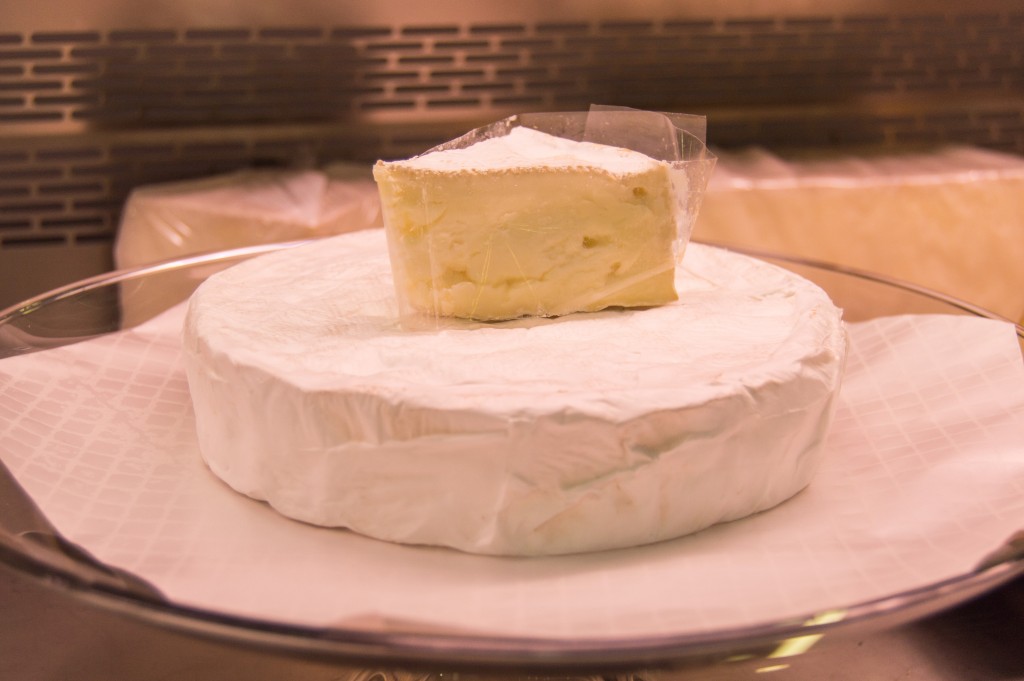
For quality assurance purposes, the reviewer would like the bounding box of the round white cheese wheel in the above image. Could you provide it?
[182,229,847,556]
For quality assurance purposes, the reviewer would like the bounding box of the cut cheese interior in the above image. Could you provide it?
[373,127,685,321]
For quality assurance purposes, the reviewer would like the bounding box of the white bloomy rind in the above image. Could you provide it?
[397,125,661,174]
[373,127,686,321]
[182,229,847,557]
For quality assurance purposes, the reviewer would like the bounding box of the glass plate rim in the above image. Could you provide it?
[1,236,1022,670]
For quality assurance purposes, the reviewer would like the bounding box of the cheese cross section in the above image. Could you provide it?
[373,127,681,321]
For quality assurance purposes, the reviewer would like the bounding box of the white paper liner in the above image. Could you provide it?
[1,310,1023,639]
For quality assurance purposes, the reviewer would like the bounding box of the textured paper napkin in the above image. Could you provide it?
[1,308,1022,639]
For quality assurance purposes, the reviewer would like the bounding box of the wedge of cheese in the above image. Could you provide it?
[373,126,684,321]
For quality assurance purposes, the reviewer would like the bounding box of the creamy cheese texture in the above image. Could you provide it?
[182,229,847,557]
[373,127,684,321]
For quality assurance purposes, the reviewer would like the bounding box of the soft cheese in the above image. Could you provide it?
[373,127,683,321]
[182,229,847,556]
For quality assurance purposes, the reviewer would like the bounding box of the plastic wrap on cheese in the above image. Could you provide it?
[372,106,717,325]
[696,146,1024,324]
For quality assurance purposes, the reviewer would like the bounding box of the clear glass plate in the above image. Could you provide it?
[0,238,1021,674]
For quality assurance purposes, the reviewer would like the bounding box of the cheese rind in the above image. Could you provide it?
[373,127,683,321]
[182,229,848,556]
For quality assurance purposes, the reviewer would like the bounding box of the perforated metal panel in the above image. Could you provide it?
[1,3,1023,307]
[3,16,1023,133]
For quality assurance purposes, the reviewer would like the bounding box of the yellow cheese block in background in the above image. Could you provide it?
[696,146,1024,325]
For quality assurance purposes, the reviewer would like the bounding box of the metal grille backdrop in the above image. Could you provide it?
[1,2,1023,307]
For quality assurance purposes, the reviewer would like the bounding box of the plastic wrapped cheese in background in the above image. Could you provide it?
[115,164,381,267]
[696,146,1024,325]
[114,164,382,324]
[112,141,1024,327]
